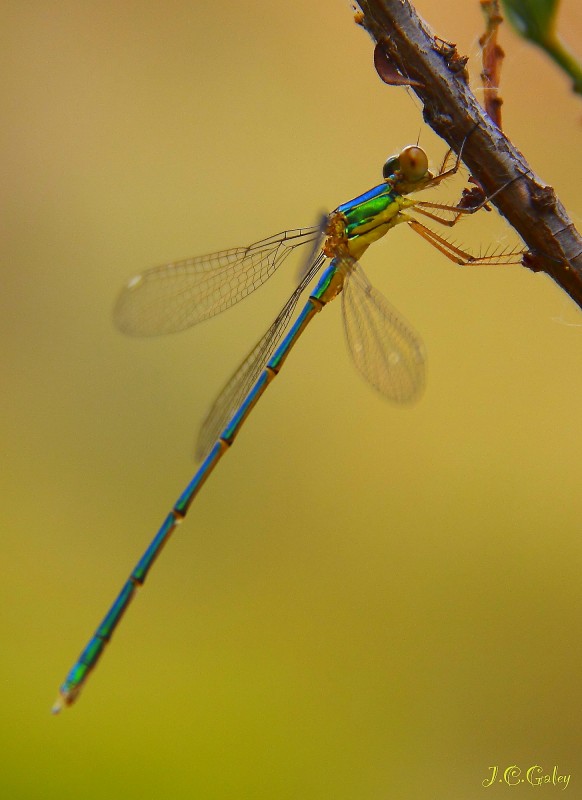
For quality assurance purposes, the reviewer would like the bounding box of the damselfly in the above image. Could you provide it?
[53,144,519,712]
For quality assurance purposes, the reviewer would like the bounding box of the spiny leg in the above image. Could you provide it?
[407,218,523,266]
[414,165,526,229]
[425,123,482,189]
[432,146,462,185]
[417,121,524,229]
[411,200,475,228]
[412,188,501,227]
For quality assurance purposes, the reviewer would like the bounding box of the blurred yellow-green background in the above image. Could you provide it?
[2,2,581,798]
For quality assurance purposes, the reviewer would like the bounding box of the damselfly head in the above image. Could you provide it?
[383,145,434,193]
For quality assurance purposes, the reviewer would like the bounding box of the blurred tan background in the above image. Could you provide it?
[1,1,581,798]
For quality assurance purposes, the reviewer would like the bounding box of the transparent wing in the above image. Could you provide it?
[114,226,321,336]
[341,260,425,403]
[196,251,327,460]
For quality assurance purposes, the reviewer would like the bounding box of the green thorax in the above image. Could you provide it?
[336,182,410,260]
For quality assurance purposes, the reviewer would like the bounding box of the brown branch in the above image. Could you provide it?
[354,0,582,309]
[479,0,504,129]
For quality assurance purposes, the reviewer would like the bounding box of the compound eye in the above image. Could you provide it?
[399,145,428,182]
[382,155,399,180]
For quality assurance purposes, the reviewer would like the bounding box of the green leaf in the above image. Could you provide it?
[501,0,558,45]
[501,0,582,94]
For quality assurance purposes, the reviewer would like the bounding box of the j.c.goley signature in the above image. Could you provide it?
[483,765,571,789]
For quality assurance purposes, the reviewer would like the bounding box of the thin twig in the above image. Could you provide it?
[354,0,582,309]
[479,0,504,129]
